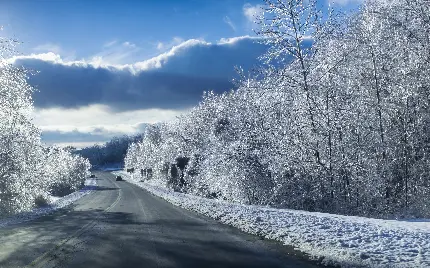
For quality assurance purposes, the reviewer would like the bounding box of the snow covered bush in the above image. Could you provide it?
[44,147,91,197]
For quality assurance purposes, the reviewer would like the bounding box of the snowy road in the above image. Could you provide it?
[0,171,321,268]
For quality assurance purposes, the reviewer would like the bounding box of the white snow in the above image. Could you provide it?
[101,167,123,171]
[0,177,97,228]
[114,170,430,268]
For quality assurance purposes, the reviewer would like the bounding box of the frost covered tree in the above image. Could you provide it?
[0,36,44,213]
[124,0,430,218]
[0,32,91,215]
[310,0,430,216]
[44,147,91,197]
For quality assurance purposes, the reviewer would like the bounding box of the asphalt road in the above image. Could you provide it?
[0,171,323,268]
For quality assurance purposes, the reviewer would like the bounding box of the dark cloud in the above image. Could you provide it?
[15,37,268,111]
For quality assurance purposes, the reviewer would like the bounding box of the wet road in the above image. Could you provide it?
[0,171,321,268]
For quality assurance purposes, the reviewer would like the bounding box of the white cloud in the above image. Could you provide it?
[11,36,260,74]
[34,104,186,147]
[28,40,143,68]
[10,35,265,114]
[243,3,264,23]
[133,36,258,72]
[223,16,236,31]
[218,35,261,45]
[122,41,136,48]
[9,52,105,69]
[329,0,363,5]
[13,36,268,146]
[10,52,62,63]
[33,104,185,133]
[35,105,187,147]
[89,40,141,65]
[134,38,209,71]
[156,37,184,51]
[156,42,164,50]
[33,43,62,54]
[103,40,118,48]
[14,40,142,67]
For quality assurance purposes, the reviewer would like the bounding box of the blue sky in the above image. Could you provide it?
[1,0,362,147]
[1,0,265,61]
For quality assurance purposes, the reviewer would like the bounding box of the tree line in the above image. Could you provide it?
[125,0,430,218]
[0,36,90,216]
[76,134,143,169]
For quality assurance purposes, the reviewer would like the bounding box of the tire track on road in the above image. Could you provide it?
[26,178,122,268]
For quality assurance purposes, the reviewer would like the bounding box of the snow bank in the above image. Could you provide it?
[0,178,97,228]
[114,170,430,268]
[101,167,124,171]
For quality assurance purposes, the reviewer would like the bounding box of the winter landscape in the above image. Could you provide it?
[1,0,430,267]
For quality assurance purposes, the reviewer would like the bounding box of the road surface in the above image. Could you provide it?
[0,171,323,268]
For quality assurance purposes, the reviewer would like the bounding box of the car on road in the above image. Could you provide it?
[90,174,96,178]
[116,175,123,181]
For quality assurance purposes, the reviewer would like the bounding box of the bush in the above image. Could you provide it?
[34,195,49,208]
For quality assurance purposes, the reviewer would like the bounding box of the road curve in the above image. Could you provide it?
[0,171,322,268]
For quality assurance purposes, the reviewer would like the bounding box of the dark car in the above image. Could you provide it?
[116,175,123,181]
[90,174,96,178]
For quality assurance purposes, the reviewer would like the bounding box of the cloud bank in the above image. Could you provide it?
[13,36,267,112]
[14,36,267,147]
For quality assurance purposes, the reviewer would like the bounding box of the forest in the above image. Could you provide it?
[76,134,143,169]
[0,37,90,216]
[125,0,430,218]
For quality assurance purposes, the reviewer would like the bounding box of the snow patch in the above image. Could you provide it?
[0,178,97,228]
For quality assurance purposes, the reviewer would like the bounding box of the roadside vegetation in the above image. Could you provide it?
[0,35,90,216]
[125,0,430,219]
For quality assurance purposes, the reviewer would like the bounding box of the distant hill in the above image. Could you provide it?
[75,134,143,169]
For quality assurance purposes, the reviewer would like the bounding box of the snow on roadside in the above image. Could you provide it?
[0,178,97,228]
[114,170,430,268]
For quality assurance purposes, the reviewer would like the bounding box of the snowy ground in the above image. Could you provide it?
[0,177,97,228]
[114,170,430,268]
[101,167,124,171]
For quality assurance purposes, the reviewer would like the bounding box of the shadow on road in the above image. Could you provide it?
[0,207,330,268]
[91,186,119,191]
